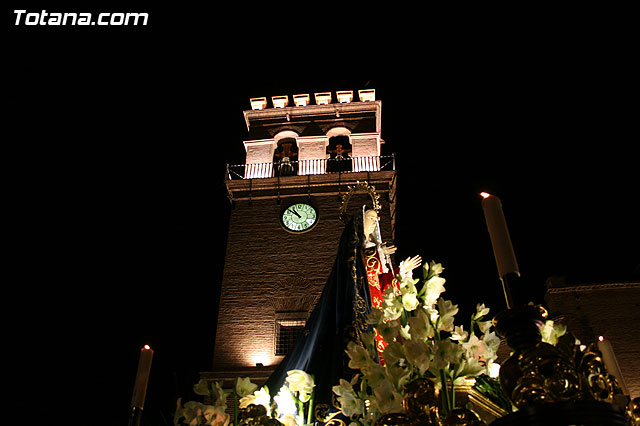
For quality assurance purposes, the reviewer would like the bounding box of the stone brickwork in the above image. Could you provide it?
[545,282,640,398]
[208,92,395,384]
[212,183,395,372]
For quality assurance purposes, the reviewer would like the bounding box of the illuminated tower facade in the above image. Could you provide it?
[203,89,397,386]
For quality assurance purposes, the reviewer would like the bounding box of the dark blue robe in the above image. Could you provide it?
[264,209,374,418]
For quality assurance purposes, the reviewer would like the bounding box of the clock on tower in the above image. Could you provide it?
[202,89,398,389]
[281,202,318,233]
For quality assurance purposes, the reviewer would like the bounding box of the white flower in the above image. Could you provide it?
[332,377,355,396]
[383,304,403,321]
[540,320,567,346]
[193,379,210,396]
[423,276,446,307]
[431,339,464,371]
[336,389,364,418]
[374,379,404,414]
[476,320,492,334]
[429,261,445,276]
[427,306,440,326]
[202,405,230,426]
[402,292,420,311]
[285,370,315,395]
[377,319,399,343]
[214,381,231,410]
[383,287,403,321]
[487,361,501,378]
[332,373,363,416]
[450,325,468,341]
[274,386,297,419]
[453,357,485,380]
[472,303,491,320]
[364,363,389,387]
[279,414,298,426]
[408,308,433,341]
[462,334,488,359]
[235,377,258,398]
[403,339,431,375]
[382,341,405,367]
[239,387,271,415]
[386,364,412,391]
[483,331,501,361]
[399,276,419,295]
[177,401,205,426]
[361,331,378,356]
[345,341,374,371]
[399,324,411,340]
[178,401,230,426]
[192,380,229,411]
[437,298,458,332]
[366,308,385,326]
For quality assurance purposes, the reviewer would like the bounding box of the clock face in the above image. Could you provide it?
[281,203,318,233]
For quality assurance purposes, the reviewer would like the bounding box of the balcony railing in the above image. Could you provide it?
[226,155,396,180]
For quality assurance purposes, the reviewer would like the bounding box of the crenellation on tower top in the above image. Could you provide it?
[230,89,388,183]
[240,91,382,179]
[249,89,375,111]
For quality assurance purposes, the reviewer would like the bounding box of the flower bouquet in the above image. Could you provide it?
[174,379,232,426]
[335,260,508,425]
[174,370,316,426]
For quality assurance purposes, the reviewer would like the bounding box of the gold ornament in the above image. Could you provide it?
[373,413,415,426]
[441,408,485,426]
[494,305,631,419]
[403,378,440,425]
[339,181,381,223]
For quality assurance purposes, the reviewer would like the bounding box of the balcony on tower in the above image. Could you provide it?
[226,89,394,182]
[224,89,396,213]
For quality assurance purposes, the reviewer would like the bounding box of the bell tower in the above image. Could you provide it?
[203,89,397,387]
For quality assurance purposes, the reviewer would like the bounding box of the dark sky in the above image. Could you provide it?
[7,8,638,425]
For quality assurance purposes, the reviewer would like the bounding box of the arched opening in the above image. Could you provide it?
[273,131,299,176]
[327,135,352,172]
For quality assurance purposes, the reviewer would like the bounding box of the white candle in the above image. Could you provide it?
[597,336,629,395]
[131,344,154,409]
[480,192,520,278]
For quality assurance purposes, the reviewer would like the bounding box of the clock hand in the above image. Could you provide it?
[288,208,301,218]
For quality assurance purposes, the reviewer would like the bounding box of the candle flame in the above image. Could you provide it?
[143,345,151,350]
[598,336,604,342]
[480,192,491,199]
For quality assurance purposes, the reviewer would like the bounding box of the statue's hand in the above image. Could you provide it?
[403,255,422,272]
[381,244,397,255]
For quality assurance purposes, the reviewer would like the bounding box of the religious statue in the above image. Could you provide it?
[361,207,421,357]
[264,183,421,422]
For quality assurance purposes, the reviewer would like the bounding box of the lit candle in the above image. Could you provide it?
[597,336,629,395]
[481,192,520,308]
[131,344,154,409]
[481,192,520,278]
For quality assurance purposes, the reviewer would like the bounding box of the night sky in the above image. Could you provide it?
[8,8,638,425]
